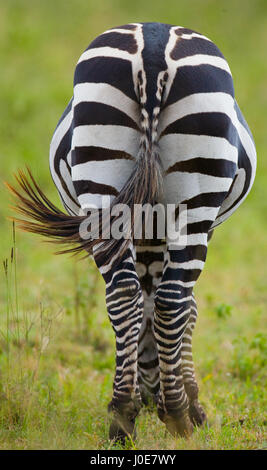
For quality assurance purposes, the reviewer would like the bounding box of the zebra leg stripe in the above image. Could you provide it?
[93,243,143,441]
[181,294,207,426]
[154,241,208,437]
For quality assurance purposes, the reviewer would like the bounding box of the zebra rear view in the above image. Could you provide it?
[8,22,256,442]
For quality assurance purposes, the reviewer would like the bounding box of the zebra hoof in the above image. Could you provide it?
[189,399,207,427]
[158,409,194,438]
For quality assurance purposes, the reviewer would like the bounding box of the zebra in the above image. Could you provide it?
[8,22,256,442]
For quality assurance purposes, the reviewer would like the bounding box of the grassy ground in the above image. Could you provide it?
[0,0,266,450]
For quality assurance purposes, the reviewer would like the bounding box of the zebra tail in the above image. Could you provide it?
[5,168,90,257]
[6,98,164,265]
[98,119,164,263]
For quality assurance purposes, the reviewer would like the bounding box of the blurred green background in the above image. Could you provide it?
[0,0,266,450]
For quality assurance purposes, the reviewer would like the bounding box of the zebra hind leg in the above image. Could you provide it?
[181,294,207,427]
[181,231,214,426]
[154,239,209,438]
[94,244,144,444]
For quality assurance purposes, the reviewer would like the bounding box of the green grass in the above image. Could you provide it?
[0,0,266,450]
